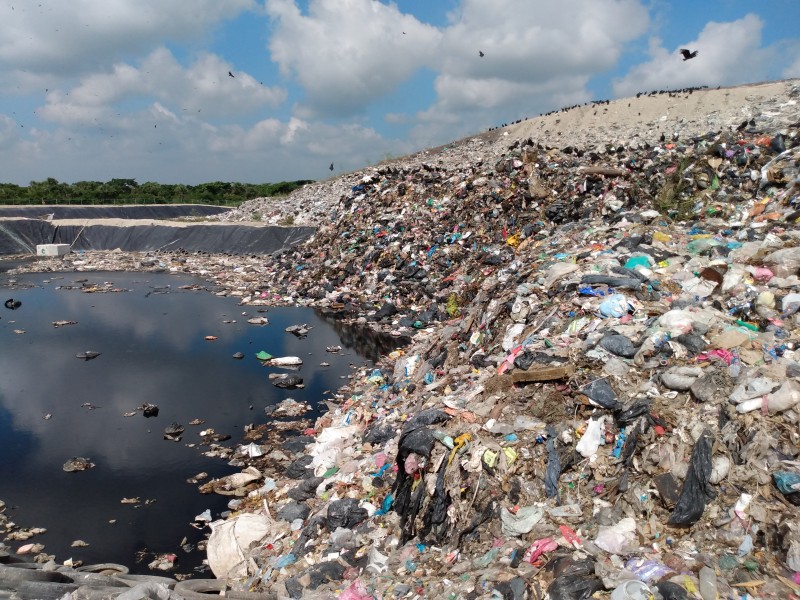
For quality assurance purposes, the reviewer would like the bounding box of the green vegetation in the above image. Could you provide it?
[0,178,314,206]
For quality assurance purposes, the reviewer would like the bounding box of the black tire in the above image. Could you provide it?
[70,584,135,599]
[226,591,279,599]
[174,579,226,598]
[174,579,278,599]
[16,580,79,599]
[62,571,127,588]
[112,573,176,588]
[0,565,73,583]
[76,563,130,576]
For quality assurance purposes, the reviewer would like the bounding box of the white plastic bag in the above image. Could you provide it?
[207,513,273,578]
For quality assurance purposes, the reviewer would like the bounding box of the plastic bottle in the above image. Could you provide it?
[698,566,718,600]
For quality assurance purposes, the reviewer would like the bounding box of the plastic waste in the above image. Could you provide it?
[576,417,606,458]
[599,294,631,318]
[660,366,704,391]
[655,581,689,600]
[611,580,652,600]
[581,378,618,409]
[366,547,388,575]
[500,505,544,537]
[207,513,272,578]
[698,566,717,600]
[668,429,715,525]
[594,517,637,554]
[735,380,800,414]
[326,498,368,530]
[773,471,800,505]
[544,425,560,498]
[338,580,373,600]
[624,558,674,583]
[548,576,604,600]
[599,334,637,358]
[310,425,361,475]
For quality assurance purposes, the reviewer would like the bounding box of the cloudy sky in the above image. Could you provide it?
[0,0,798,186]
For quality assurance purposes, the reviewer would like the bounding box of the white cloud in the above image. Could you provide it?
[38,48,286,126]
[0,0,255,77]
[266,0,441,116]
[612,14,772,97]
[0,115,20,150]
[0,103,400,185]
[406,0,648,146]
[785,54,800,78]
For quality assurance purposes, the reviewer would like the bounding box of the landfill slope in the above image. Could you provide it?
[3,79,800,599]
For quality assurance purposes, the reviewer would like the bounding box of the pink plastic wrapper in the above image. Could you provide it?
[338,580,373,600]
[751,266,774,282]
[404,453,420,474]
[374,452,388,469]
[523,537,558,563]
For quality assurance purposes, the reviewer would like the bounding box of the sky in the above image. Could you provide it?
[0,0,798,186]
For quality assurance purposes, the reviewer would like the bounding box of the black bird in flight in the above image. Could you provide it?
[228,71,235,77]
[479,50,484,57]
[679,49,698,61]
[329,163,334,172]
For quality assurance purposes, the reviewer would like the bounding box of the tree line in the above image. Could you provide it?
[0,178,315,206]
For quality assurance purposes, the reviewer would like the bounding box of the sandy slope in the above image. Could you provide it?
[484,79,799,149]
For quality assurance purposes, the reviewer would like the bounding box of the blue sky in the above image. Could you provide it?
[0,0,797,186]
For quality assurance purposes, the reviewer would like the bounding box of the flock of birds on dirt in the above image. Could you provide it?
[485,49,702,133]
[326,47,700,169]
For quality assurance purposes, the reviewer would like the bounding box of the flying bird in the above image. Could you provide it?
[329,163,334,172]
[479,50,484,57]
[228,71,235,78]
[679,49,698,61]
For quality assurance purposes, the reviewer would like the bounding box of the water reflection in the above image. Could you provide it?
[315,310,412,363]
[0,270,376,575]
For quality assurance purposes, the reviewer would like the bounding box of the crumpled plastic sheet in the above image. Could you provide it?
[668,428,716,525]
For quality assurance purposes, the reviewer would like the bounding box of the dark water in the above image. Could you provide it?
[0,270,381,575]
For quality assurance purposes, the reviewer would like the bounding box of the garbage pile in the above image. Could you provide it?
[4,81,800,599]
[192,100,800,597]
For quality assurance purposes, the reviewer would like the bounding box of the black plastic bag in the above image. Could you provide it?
[514,350,536,371]
[402,408,450,433]
[326,498,368,530]
[287,477,324,502]
[615,399,650,426]
[581,379,618,409]
[674,333,707,355]
[580,274,642,289]
[550,556,596,578]
[656,581,689,600]
[493,577,527,600]
[363,422,396,446]
[284,455,314,479]
[399,426,435,458]
[276,501,310,523]
[668,428,716,525]
[285,561,346,599]
[548,576,604,600]
[421,454,450,541]
[544,425,561,498]
[600,334,637,358]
